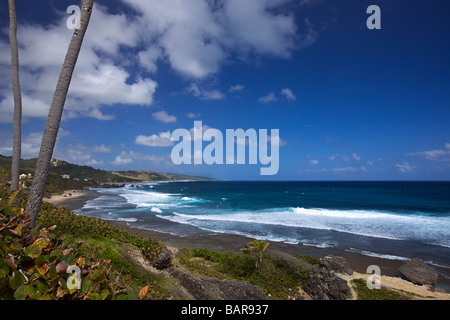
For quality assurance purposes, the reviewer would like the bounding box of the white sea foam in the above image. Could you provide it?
[151,207,162,213]
[156,207,450,248]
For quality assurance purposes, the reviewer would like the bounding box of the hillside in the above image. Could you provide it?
[0,154,212,195]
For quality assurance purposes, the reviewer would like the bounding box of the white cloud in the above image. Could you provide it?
[352,153,361,161]
[0,4,158,122]
[407,143,450,162]
[308,159,319,165]
[152,111,177,123]
[332,166,357,173]
[187,83,225,100]
[112,152,133,165]
[187,112,201,119]
[281,88,296,101]
[122,0,310,78]
[396,161,416,173]
[135,131,174,147]
[112,150,169,165]
[229,84,245,92]
[0,1,317,122]
[258,92,277,104]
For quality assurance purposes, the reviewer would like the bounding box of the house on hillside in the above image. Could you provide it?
[61,174,70,179]
[19,173,32,180]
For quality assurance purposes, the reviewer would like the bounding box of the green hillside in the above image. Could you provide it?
[0,154,212,195]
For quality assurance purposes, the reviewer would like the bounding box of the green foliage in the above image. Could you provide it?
[351,278,410,300]
[36,201,164,262]
[293,254,319,267]
[0,188,167,300]
[243,240,270,268]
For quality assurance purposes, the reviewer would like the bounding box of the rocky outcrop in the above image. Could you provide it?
[151,247,174,270]
[399,259,438,285]
[168,268,267,300]
[319,255,353,275]
[304,267,352,300]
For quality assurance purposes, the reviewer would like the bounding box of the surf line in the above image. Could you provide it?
[171,121,279,175]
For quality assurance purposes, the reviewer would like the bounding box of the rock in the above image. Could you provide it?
[151,247,174,270]
[267,249,313,271]
[56,261,69,275]
[399,259,438,285]
[304,267,351,300]
[168,268,267,300]
[319,255,353,275]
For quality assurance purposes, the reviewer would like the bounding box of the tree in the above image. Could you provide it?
[8,0,23,208]
[25,0,95,227]
[244,240,270,268]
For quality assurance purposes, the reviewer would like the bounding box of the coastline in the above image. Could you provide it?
[55,188,450,294]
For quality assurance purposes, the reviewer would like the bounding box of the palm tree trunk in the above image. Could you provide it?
[9,0,22,207]
[25,0,94,227]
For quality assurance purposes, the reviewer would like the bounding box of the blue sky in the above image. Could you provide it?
[0,0,449,180]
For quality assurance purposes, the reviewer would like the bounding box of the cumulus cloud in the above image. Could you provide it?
[152,111,177,123]
[112,150,169,165]
[229,84,245,92]
[187,112,201,119]
[0,4,158,122]
[407,143,450,162]
[135,131,174,147]
[396,161,416,173]
[281,88,296,101]
[0,0,317,122]
[123,0,312,79]
[258,92,277,104]
[187,84,225,100]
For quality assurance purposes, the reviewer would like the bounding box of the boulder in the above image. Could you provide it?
[319,255,353,275]
[304,267,351,300]
[151,247,174,270]
[399,259,438,285]
[168,268,267,300]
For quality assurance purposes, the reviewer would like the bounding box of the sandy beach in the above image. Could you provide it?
[55,189,450,298]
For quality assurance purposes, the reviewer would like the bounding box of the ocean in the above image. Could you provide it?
[76,181,450,272]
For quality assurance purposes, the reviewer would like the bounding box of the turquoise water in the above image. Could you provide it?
[77,181,450,272]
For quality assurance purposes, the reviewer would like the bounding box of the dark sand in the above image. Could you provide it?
[58,189,450,289]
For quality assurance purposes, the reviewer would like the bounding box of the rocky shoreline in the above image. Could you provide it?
[55,189,450,299]
[145,244,449,300]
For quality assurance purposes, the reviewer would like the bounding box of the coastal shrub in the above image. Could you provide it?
[351,278,410,300]
[36,201,165,262]
[0,193,149,300]
[0,188,170,300]
[293,254,319,267]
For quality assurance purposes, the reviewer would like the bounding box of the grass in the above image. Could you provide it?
[351,278,411,300]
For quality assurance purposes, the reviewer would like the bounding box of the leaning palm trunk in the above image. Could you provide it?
[9,0,22,207]
[25,0,94,227]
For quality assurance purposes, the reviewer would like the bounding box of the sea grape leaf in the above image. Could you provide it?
[80,277,91,295]
[10,270,25,290]
[25,244,42,259]
[36,263,50,276]
[13,285,29,300]
[35,254,49,266]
